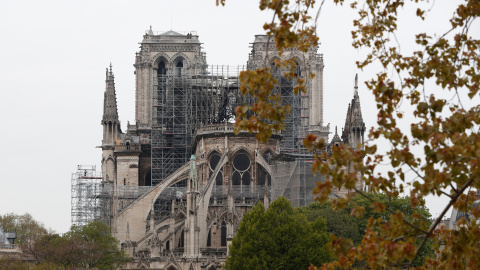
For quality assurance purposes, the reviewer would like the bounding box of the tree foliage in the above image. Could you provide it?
[2,219,128,270]
[219,0,480,268]
[224,197,332,270]
[0,257,63,270]
[0,213,50,245]
[32,220,128,269]
[299,193,435,266]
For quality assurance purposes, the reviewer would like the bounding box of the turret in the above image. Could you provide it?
[102,63,121,146]
[330,126,342,147]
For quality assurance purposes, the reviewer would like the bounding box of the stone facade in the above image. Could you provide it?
[97,28,365,269]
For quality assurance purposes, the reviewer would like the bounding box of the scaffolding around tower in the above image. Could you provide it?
[71,165,111,226]
[72,165,156,227]
[151,65,247,186]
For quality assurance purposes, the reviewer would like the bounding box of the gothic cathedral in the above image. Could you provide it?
[81,28,365,269]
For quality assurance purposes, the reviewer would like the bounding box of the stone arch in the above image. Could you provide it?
[218,210,228,223]
[283,51,306,64]
[143,169,152,186]
[105,157,115,183]
[170,52,191,69]
[230,146,253,162]
[267,53,281,65]
[165,265,178,270]
[141,165,191,221]
[218,210,239,226]
[169,176,189,187]
[152,52,171,68]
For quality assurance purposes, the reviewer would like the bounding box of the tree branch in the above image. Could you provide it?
[407,178,474,268]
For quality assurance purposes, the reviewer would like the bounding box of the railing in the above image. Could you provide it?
[195,123,236,136]
[115,144,141,151]
[0,244,20,251]
[194,123,281,138]
[147,30,198,36]
[309,124,330,133]
[140,138,150,144]
[200,247,227,257]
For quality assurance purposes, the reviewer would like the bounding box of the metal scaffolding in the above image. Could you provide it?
[72,64,321,228]
[269,157,323,207]
[71,165,110,226]
[151,66,247,186]
[71,165,155,227]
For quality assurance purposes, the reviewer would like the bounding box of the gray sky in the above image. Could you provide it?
[0,0,476,233]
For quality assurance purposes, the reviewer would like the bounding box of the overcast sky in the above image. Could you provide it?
[0,1,477,233]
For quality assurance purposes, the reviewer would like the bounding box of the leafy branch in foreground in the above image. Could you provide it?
[222,0,480,269]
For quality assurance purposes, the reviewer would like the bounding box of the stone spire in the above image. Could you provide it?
[354,73,358,95]
[102,63,121,146]
[341,74,366,149]
[102,63,119,123]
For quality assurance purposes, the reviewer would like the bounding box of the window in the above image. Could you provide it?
[207,228,212,247]
[174,61,183,76]
[209,152,221,171]
[221,221,227,246]
[293,61,301,76]
[178,230,184,247]
[233,152,250,171]
[232,151,251,189]
[157,61,166,76]
[209,152,223,186]
[258,166,271,186]
[216,172,223,186]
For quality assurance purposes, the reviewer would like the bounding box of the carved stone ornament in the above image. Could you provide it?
[122,240,137,249]
[148,234,162,247]
[135,250,151,269]
[164,251,182,270]
[206,255,221,268]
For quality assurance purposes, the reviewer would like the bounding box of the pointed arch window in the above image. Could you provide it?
[293,60,301,77]
[258,166,271,187]
[174,61,184,76]
[207,228,212,247]
[157,61,167,76]
[232,151,251,195]
[215,172,223,186]
[178,229,185,247]
[221,221,227,246]
[271,60,279,74]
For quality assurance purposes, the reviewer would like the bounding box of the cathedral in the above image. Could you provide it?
[73,27,365,270]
